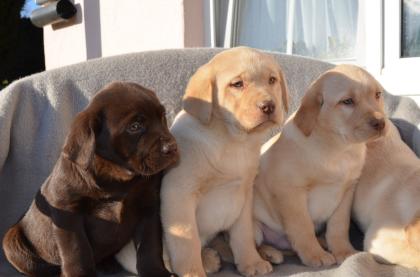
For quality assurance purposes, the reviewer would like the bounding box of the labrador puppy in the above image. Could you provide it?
[253,65,387,267]
[353,119,420,270]
[2,82,179,277]
[116,47,289,277]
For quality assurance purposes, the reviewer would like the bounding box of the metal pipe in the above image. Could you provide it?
[30,0,77,28]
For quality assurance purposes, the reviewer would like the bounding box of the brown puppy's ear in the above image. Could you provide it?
[293,80,323,136]
[278,69,290,114]
[183,63,214,124]
[63,110,100,169]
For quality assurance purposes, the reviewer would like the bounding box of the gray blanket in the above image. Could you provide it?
[1,48,420,277]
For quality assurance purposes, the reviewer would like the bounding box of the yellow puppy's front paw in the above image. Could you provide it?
[300,249,336,267]
[258,244,284,264]
[332,246,358,264]
[237,259,273,277]
[182,269,206,277]
[202,247,222,274]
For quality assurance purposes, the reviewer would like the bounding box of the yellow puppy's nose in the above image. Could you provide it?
[258,100,276,115]
[369,117,385,131]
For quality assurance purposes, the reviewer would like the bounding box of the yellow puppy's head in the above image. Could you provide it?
[183,47,289,133]
[294,64,387,143]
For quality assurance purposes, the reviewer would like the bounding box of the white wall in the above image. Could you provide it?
[44,0,207,69]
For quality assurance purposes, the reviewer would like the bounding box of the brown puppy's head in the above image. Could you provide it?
[294,64,387,143]
[63,82,178,180]
[183,47,289,133]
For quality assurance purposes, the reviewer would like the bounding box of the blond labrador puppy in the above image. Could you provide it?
[253,65,387,268]
[116,47,289,276]
[162,47,288,277]
[353,119,420,270]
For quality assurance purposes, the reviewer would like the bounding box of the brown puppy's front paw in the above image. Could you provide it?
[258,244,284,264]
[202,247,222,273]
[300,249,336,267]
[61,272,96,277]
[237,259,273,277]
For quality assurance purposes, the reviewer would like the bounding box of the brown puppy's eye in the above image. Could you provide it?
[269,76,277,85]
[340,98,354,105]
[230,80,244,89]
[375,91,382,99]
[127,122,145,134]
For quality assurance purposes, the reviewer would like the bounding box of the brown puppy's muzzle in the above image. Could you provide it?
[160,137,178,156]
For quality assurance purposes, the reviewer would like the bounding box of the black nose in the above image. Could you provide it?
[161,140,177,155]
[258,100,275,115]
[369,118,385,131]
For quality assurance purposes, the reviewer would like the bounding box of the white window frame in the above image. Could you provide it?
[381,0,420,96]
[333,0,420,98]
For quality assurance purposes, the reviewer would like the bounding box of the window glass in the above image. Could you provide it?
[237,0,359,61]
[401,0,420,57]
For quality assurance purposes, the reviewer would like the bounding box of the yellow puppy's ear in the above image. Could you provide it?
[294,79,323,136]
[278,68,290,114]
[183,64,214,124]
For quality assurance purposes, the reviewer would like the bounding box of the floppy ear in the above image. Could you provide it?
[183,63,214,124]
[293,80,323,136]
[278,69,290,114]
[62,110,100,169]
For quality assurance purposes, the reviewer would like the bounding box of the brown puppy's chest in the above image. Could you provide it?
[84,199,136,260]
[83,181,156,260]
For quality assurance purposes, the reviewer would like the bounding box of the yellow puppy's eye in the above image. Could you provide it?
[340,98,354,105]
[269,76,277,85]
[375,91,382,99]
[230,80,244,88]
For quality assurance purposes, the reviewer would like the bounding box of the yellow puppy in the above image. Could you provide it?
[353,119,420,271]
[162,47,288,277]
[253,65,387,267]
[116,47,289,277]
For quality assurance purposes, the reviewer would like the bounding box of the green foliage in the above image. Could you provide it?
[0,0,26,56]
[1,79,9,90]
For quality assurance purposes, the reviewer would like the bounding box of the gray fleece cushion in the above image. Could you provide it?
[1,48,420,277]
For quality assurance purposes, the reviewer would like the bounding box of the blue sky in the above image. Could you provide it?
[21,0,39,18]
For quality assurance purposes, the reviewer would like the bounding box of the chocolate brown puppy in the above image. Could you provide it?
[2,82,179,277]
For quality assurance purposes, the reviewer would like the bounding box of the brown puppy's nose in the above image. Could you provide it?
[369,118,385,131]
[258,100,275,115]
[161,140,177,155]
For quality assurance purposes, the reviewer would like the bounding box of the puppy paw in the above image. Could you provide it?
[331,246,358,264]
[182,270,206,277]
[237,259,273,277]
[202,247,222,274]
[300,249,336,267]
[258,244,284,264]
